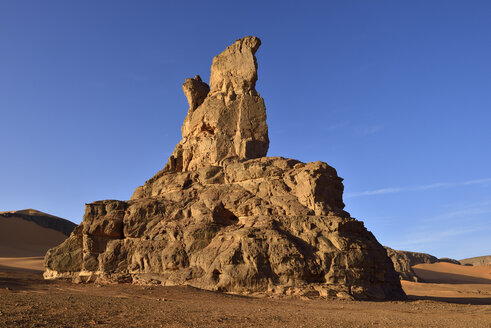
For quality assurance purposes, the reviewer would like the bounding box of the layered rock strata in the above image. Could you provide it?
[44,37,405,300]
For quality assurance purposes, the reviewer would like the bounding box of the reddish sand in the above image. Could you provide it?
[0,216,67,258]
[0,261,489,327]
[402,262,491,305]
[0,257,44,272]
[0,215,67,273]
[0,218,490,327]
[414,262,491,283]
[0,270,490,328]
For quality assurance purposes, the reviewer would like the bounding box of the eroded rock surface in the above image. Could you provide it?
[182,75,209,113]
[44,37,405,301]
[385,247,463,281]
[385,247,439,282]
[460,255,491,266]
[438,258,461,265]
[164,36,269,173]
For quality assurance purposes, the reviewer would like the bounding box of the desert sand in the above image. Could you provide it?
[0,257,44,272]
[414,262,491,283]
[0,257,490,327]
[1,210,490,326]
[0,215,68,258]
[0,217,66,271]
[0,215,68,274]
[402,262,491,306]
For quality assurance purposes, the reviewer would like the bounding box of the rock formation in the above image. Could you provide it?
[383,248,462,281]
[44,37,405,300]
[460,255,491,266]
[164,36,268,173]
[438,257,461,265]
[385,247,466,281]
[385,247,439,282]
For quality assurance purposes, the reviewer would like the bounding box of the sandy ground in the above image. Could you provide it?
[0,257,44,272]
[0,219,489,327]
[0,260,489,327]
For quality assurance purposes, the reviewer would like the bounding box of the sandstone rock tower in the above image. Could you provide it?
[163,36,268,173]
[44,37,405,300]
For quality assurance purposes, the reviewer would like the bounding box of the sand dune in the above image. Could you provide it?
[0,208,76,236]
[0,257,45,272]
[413,262,491,283]
[0,215,68,257]
[0,214,70,272]
[402,262,491,304]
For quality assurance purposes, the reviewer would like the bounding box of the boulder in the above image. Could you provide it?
[44,37,405,301]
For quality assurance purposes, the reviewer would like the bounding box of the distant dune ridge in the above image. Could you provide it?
[0,209,76,236]
[0,209,75,271]
[412,262,491,284]
[402,262,491,304]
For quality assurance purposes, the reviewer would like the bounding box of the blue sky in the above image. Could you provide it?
[1,1,490,259]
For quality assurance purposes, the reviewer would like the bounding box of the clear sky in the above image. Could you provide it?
[1,1,490,259]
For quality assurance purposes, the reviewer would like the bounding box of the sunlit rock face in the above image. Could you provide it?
[44,37,405,301]
[385,247,440,282]
[164,36,269,173]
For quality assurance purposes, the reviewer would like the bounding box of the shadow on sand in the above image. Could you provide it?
[408,294,491,305]
[0,265,52,291]
[2,266,490,305]
[413,268,491,284]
